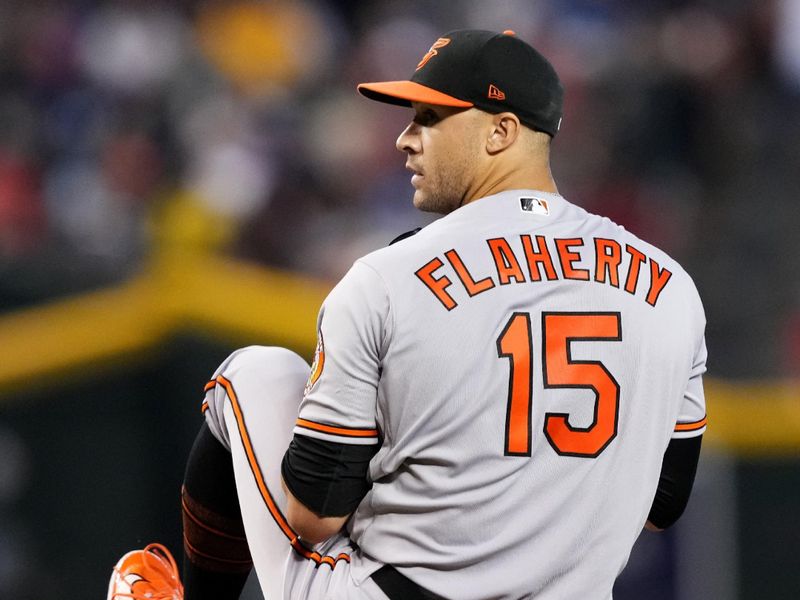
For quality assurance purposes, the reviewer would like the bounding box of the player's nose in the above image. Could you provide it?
[396,122,421,154]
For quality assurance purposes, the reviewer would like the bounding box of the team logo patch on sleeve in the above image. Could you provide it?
[519,197,550,216]
[304,331,325,396]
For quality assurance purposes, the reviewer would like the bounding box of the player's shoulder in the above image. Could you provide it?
[622,222,694,283]
[321,227,438,317]
[356,221,443,271]
[582,204,703,301]
[329,226,434,290]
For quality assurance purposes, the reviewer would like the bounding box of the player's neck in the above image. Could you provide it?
[464,163,558,205]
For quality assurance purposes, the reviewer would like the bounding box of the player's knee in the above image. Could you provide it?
[219,346,310,396]
[224,345,307,374]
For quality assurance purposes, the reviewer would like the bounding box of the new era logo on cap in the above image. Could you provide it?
[488,84,506,100]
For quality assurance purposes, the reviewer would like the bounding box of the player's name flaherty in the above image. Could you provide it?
[415,235,672,311]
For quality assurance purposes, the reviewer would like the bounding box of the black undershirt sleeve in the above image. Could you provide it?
[281,434,378,518]
[647,435,702,530]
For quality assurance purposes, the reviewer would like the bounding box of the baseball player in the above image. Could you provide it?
[108,29,707,600]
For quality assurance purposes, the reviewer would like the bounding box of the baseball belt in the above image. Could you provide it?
[371,565,443,600]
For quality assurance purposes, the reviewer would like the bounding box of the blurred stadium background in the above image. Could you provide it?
[0,0,798,598]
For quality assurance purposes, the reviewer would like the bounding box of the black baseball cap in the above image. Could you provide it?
[357,29,563,137]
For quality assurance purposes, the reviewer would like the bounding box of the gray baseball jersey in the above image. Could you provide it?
[296,189,707,599]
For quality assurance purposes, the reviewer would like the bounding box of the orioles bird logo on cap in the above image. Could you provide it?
[416,37,451,70]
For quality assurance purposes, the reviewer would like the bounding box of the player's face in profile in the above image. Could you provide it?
[396,102,482,214]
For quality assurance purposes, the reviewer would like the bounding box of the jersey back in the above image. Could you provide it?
[296,190,707,600]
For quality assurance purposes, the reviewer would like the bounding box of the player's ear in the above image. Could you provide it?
[485,112,521,155]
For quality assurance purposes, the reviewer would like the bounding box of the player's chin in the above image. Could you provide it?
[412,190,445,214]
[411,190,427,210]
[414,194,456,215]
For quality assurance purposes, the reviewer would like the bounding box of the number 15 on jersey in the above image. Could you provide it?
[497,312,622,458]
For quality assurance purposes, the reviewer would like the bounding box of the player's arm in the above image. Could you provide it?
[281,435,377,544]
[283,487,348,545]
[648,315,707,532]
[645,435,702,531]
[281,260,390,544]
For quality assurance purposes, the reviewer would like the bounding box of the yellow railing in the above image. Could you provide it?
[0,248,330,396]
[1,248,797,457]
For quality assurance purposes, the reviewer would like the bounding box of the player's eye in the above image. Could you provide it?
[413,109,440,127]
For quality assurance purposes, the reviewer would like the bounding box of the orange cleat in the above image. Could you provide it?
[107,543,184,600]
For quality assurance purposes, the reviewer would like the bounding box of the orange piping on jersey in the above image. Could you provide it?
[295,418,379,438]
[646,258,673,307]
[206,377,350,568]
[319,553,351,566]
[201,381,213,413]
[674,416,707,432]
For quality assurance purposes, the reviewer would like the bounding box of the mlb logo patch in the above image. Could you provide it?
[519,197,550,216]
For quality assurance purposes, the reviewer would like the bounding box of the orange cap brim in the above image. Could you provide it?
[357,81,474,108]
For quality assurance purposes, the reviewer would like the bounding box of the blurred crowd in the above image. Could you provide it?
[0,0,799,378]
